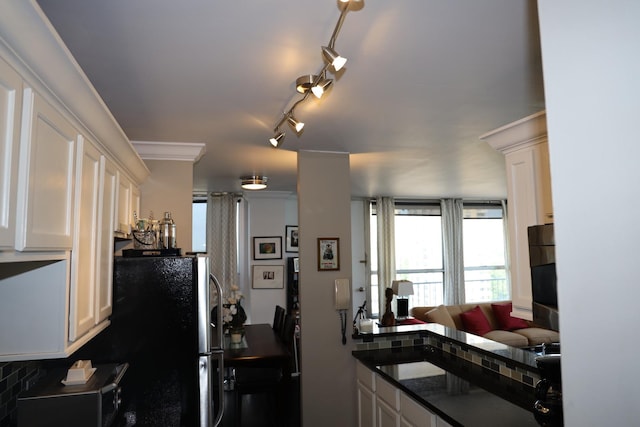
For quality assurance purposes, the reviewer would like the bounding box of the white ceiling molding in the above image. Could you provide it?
[131,141,206,163]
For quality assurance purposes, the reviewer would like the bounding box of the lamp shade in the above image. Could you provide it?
[391,280,414,296]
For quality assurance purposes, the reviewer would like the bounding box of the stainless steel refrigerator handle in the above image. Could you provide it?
[212,351,225,427]
[209,273,224,345]
[209,272,225,427]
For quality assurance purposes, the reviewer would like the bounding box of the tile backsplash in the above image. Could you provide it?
[0,362,41,427]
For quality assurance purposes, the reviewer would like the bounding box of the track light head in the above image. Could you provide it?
[269,131,285,148]
[287,116,305,133]
[311,77,333,98]
[296,75,319,94]
[322,46,347,71]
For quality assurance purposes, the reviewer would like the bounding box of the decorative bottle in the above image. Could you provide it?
[160,211,177,249]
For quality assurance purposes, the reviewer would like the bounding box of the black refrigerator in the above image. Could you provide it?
[76,254,224,426]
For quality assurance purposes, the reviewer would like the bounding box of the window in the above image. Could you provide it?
[369,200,507,316]
[192,199,207,252]
[462,205,508,303]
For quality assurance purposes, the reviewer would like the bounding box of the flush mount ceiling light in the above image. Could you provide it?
[241,176,268,190]
[267,0,362,148]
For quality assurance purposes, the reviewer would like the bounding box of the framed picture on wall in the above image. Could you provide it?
[252,265,284,289]
[318,237,339,271]
[253,236,282,260]
[285,225,299,252]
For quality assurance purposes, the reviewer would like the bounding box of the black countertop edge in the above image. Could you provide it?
[353,346,537,426]
[354,322,540,373]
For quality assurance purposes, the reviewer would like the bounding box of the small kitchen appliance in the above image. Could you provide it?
[17,363,128,427]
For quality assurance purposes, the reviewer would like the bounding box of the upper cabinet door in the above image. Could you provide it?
[0,58,23,249]
[16,88,76,251]
[116,171,132,236]
[96,156,117,323]
[69,136,101,341]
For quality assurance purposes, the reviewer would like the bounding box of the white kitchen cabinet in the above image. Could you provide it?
[116,171,132,236]
[400,392,436,427]
[357,362,453,427]
[15,88,76,251]
[376,374,400,427]
[0,57,22,250]
[69,136,102,341]
[69,136,117,341]
[96,157,117,323]
[0,2,148,361]
[357,361,376,427]
[481,111,552,320]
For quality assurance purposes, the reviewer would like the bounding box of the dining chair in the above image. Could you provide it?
[233,314,293,426]
[273,305,285,335]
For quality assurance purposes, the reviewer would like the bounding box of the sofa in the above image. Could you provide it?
[410,301,559,347]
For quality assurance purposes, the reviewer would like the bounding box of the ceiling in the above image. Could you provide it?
[36,0,545,199]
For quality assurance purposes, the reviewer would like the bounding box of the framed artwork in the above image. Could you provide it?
[285,225,299,252]
[253,236,282,260]
[252,265,284,289]
[318,237,340,271]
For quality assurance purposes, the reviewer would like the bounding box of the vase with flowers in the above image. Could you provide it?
[222,284,247,343]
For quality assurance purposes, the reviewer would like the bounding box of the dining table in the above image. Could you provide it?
[223,323,293,423]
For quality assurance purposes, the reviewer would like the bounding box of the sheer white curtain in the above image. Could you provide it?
[207,193,238,305]
[441,198,465,305]
[376,197,396,316]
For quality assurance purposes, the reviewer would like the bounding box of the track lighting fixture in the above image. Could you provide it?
[267,0,361,148]
[240,176,268,191]
[287,115,305,132]
[269,131,285,148]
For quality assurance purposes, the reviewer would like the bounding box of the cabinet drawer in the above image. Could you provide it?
[401,391,436,426]
[376,374,400,411]
[357,361,376,391]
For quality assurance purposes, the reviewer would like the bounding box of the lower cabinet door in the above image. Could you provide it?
[376,397,400,427]
[400,392,436,427]
[358,381,375,427]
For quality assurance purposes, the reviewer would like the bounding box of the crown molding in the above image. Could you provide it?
[131,141,206,162]
[480,110,547,153]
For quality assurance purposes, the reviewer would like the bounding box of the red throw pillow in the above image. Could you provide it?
[491,302,529,331]
[459,305,493,336]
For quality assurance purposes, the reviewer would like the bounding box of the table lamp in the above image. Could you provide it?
[392,280,414,318]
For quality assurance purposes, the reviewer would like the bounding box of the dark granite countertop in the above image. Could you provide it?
[354,346,540,427]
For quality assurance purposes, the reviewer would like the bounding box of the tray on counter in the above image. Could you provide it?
[122,248,182,257]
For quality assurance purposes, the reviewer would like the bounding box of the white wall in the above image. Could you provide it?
[242,191,298,324]
[538,2,640,425]
[139,159,193,253]
[298,151,356,426]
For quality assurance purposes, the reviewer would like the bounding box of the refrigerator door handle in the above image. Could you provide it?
[209,272,224,346]
[212,351,224,427]
[199,354,225,427]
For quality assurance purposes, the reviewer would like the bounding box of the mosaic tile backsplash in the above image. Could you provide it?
[353,331,540,388]
[0,361,41,427]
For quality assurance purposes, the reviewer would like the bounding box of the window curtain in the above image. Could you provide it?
[207,193,238,305]
[441,198,465,305]
[501,199,511,299]
[376,197,396,316]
